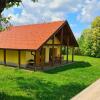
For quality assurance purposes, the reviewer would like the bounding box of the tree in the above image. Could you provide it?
[79,29,92,56]
[78,16,100,57]
[0,0,38,31]
[0,0,38,14]
[91,28,100,57]
[91,16,100,28]
[91,16,100,57]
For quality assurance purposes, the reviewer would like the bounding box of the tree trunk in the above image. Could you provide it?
[0,13,2,31]
[0,0,5,28]
[0,0,6,13]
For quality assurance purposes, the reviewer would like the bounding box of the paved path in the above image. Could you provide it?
[71,79,100,100]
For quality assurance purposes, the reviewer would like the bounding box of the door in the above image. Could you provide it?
[40,48,45,65]
[49,48,57,63]
[49,48,53,63]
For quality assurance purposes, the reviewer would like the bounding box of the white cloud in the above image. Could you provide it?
[77,0,100,23]
[2,0,100,25]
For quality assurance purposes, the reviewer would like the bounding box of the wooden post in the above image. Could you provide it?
[72,47,74,62]
[66,36,69,63]
[4,49,6,65]
[52,36,55,66]
[31,51,36,71]
[40,48,44,70]
[60,28,63,64]
[66,45,68,63]
[34,51,36,71]
[18,50,21,68]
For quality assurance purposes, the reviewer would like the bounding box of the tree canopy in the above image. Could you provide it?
[78,16,100,57]
[91,16,100,28]
[0,0,21,14]
[0,0,38,14]
[0,0,38,31]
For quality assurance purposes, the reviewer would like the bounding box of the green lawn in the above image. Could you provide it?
[0,56,100,100]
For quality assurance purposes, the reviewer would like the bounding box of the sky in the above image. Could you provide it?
[3,0,100,38]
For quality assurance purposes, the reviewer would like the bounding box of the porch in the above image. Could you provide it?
[25,59,75,71]
[25,45,75,71]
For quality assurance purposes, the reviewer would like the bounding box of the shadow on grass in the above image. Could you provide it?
[0,76,88,100]
[45,61,91,74]
[0,92,33,100]
[12,77,87,100]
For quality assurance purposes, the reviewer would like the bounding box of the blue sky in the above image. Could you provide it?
[66,13,89,37]
[3,0,100,38]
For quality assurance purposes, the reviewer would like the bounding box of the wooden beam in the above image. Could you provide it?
[66,36,69,63]
[60,28,63,64]
[18,50,21,68]
[52,36,55,66]
[66,46,68,63]
[4,49,6,65]
[45,44,64,46]
[72,47,74,62]
[34,51,36,71]
[40,48,44,70]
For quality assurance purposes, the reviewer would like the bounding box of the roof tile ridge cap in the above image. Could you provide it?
[9,20,66,28]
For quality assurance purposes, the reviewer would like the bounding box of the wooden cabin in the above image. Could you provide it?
[0,21,78,70]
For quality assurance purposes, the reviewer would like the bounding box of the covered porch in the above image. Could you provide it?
[29,46,75,71]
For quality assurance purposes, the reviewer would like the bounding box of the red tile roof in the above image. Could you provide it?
[0,21,65,50]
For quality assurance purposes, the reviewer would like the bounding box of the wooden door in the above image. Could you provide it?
[40,48,45,65]
[49,48,53,62]
[49,48,57,63]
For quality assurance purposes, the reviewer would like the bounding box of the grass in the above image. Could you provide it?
[0,55,100,100]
